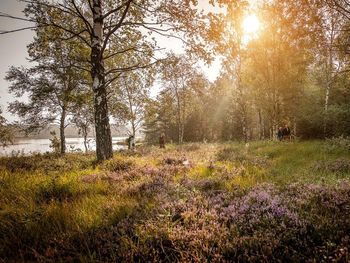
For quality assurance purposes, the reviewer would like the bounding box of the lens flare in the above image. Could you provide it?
[243,14,260,34]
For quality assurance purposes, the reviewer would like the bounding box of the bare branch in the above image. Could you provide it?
[105,72,123,88]
[67,0,93,33]
[0,26,37,34]
[103,46,137,60]
[102,0,131,20]
[101,0,133,55]
[105,58,163,76]
[0,12,35,22]
[47,18,91,47]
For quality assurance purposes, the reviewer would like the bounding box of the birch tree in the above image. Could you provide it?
[72,105,94,153]
[160,54,200,144]
[217,0,250,141]
[110,69,153,137]
[315,4,346,137]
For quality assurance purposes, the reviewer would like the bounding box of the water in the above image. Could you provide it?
[0,137,128,156]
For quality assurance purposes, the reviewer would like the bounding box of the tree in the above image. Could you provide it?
[159,53,201,144]
[110,69,154,138]
[215,0,250,141]
[312,1,348,137]
[72,95,94,153]
[143,56,210,144]
[241,0,317,139]
[6,23,88,154]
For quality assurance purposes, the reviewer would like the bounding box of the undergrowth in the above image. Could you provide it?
[1,140,350,262]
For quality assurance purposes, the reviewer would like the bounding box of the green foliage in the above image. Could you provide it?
[0,108,13,147]
[49,131,60,154]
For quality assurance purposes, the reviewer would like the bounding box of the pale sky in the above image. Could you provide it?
[0,0,33,121]
[0,0,221,122]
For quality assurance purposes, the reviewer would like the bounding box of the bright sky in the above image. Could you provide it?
[0,0,33,121]
[0,0,222,122]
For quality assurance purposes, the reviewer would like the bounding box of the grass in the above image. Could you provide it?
[1,140,350,262]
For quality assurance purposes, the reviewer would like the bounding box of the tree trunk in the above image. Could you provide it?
[258,109,263,140]
[131,121,136,138]
[272,92,279,140]
[91,0,113,161]
[235,46,248,143]
[324,53,332,138]
[323,85,330,137]
[324,18,335,138]
[241,114,247,142]
[83,127,88,153]
[175,87,183,144]
[127,87,136,138]
[60,107,66,154]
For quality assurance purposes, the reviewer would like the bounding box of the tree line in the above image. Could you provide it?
[145,0,350,143]
[1,0,350,160]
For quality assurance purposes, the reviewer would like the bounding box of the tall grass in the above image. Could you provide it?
[1,141,350,262]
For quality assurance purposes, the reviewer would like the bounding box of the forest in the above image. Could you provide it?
[0,0,350,262]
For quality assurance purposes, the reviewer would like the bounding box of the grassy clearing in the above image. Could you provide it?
[1,140,350,262]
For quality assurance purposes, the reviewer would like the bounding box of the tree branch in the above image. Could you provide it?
[0,26,37,34]
[101,0,133,55]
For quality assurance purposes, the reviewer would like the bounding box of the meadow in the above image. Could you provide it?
[1,139,350,262]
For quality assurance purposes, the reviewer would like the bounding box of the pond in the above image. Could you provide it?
[0,137,128,156]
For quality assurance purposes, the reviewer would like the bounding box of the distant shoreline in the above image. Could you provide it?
[0,136,134,156]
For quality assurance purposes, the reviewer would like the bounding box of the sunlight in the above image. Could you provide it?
[243,14,260,35]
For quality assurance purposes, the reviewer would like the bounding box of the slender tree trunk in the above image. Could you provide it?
[324,19,335,138]
[60,107,66,154]
[258,109,263,140]
[323,85,330,137]
[272,91,279,140]
[242,112,247,142]
[181,91,186,143]
[83,127,88,153]
[180,123,185,143]
[262,119,265,139]
[175,87,183,144]
[324,56,332,138]
[293,117,297,138]
[91,0,113,161]
[235,46,248,143]
[131,121,136,138]
[126,87,136,138]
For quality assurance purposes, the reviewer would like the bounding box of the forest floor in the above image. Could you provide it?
[1,140,350,262]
